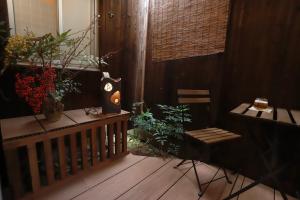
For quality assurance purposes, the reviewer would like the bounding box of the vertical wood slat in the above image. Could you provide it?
[4,149,23,198]
[115,121,121,155]
[81,130,89,169]
[122,121,128,153]
[100,126,106,161]
[70,134,78,174]
[108,124,114,158]
[58,137,67,179]
[27,143,40,192]
[43,140,55,185]
[91,127,98,166]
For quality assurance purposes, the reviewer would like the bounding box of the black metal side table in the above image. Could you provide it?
[224,103,300,200]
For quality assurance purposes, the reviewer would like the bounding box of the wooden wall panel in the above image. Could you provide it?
[144,54,224,129]
[221,0,300,114]
[101,0,127,78]
[219,0,300,196]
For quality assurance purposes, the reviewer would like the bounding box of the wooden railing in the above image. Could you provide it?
[0,108,130,199]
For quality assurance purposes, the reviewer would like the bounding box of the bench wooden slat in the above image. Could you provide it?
[231,103,250,114]
[70,134,78,174]
[178,97,210,104]
[277,108,292,124]
[108,124,114,158]
[291,110,300,125]
[81,130,89,169]
[122,121,128,153]
[91,127,98,166]
[36,114,76,132]
[27,143,40,192]
[43,140,55,185]
[177,89,210,96]
[1,116,44,140]
[115,121,121,155]
[100,126,107,161]
[260,108,274,120]
[58,137,67,179]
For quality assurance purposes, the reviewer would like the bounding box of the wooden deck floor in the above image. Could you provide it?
[38,154,297,200]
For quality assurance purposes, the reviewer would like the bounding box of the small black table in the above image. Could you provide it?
[224,103,300,200]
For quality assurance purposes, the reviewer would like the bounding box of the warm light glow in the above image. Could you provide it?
[111,91,120,105]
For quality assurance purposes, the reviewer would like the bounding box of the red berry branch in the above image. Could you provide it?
[15,66,56,113]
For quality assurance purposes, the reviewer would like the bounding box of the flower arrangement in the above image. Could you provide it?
[3,21,110,119]
[3,31,82,117]
[15,66,56,113]
[3,16,118,120]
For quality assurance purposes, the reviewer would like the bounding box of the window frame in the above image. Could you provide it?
[6,0,100,71]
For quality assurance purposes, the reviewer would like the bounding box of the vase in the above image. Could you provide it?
[42,96,64,122]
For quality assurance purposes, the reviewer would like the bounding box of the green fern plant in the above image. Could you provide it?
[131,103,191,156]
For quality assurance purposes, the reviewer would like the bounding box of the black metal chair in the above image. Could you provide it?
[175,89,242,197]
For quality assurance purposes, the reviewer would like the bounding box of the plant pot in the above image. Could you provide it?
[42,97,64,122]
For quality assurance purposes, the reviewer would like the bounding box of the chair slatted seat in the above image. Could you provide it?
[186,127,241,144]
[175,89,242,197]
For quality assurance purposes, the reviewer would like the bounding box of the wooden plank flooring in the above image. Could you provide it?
[37,154,297,200]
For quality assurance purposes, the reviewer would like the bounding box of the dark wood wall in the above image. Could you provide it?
[219,0,300,195]
[221,0,300,114]
[144,54,224,127]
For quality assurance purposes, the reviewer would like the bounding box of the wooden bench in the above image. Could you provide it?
[0,108,130,199]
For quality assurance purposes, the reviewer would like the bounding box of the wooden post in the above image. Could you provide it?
[100,126,107,161]
[81,130,89,169]
[91,127,98,166]
[122,121,128,153]
[58,137,67,179]
[27,143,40,192]
[43,140,55,185]
[70,134,78,174]
[115,122,121,155]
[108,124,114,158]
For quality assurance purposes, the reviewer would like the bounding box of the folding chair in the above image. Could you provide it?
[175,89,242,197]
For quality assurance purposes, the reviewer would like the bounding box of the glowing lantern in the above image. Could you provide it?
[101,76,121,114]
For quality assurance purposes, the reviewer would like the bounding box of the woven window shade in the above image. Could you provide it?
[151,0,230,62]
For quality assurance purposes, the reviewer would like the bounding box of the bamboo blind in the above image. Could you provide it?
[151,0,230,62]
